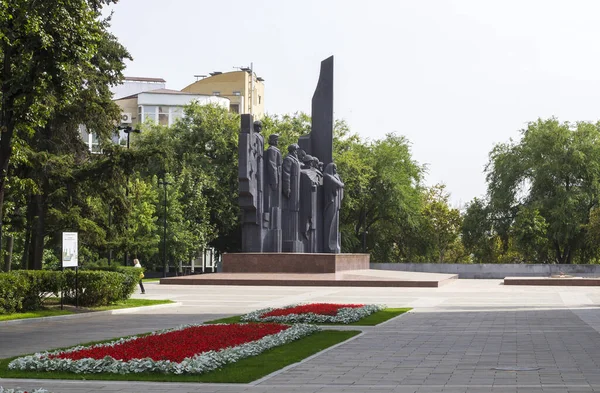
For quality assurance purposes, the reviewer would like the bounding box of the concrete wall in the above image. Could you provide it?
[370,263,600,279]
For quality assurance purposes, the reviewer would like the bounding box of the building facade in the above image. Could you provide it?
[114,89,230,128]
[181,70,265,118]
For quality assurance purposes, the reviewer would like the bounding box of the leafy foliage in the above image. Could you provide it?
[464,118,600,264]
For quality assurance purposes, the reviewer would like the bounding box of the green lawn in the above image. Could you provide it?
[142,278,160,282]
[204,308,412,326]
[0,330,360,383]
[89,299,174,311]
[0,309,74,322]
[0,299,174,322]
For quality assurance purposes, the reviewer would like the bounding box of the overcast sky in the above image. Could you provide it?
[105,0,600,207]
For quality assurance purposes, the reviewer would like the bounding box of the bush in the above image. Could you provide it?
[12,271,64,310]
[85,266,139,301]
[63,269,137,307]
[0,273,29,314]
[114,267,141,300]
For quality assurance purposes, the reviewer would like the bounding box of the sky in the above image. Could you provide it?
[104,0,600,207]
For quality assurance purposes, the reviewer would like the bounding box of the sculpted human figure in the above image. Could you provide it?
[239,115,266,251]
[300,155,319,252]
[265,133,283,251]
[253,120,265,226]
[312,156,324,252]
[323,163,344,253]
[282,144,302,252]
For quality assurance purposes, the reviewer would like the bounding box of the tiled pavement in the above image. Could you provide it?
[3,280,600,392]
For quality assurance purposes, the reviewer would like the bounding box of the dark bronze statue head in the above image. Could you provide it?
[288,143,300,155]
[268,133,279,146]
[253,120,263,133]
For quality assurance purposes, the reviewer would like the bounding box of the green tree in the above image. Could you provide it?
[485,118,600,264]
[336,133,426,262]
[461,198,496,263]
[422,184,463,263]
[0,0,125,255]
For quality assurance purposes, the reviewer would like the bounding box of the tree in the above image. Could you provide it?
[511,206,550,263]
[422,184,463,263]
[336,133,427,261]
[485,118,600,264]
[0,0,127,257]
[133,104,240,264]
[461,198,496,263]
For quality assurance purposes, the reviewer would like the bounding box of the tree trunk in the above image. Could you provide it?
[3,235,13,271]
[0,42,16,258]
[28,193,45,270]
[22,207,33,269]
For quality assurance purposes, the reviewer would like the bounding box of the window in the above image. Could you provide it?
[233,91,241,96]
[90,132,101,153]
[230,104,240,114]
[141,105,157,123]
[79,124,101,153]
[258,95,262,104]
[158,106,169,126]
[170,107,183,125]
[212,91,221,96]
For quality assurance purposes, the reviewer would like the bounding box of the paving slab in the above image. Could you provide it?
[2,280,600,393]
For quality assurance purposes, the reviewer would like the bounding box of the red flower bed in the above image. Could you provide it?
[51,323,289,362]
[262,303,364,318]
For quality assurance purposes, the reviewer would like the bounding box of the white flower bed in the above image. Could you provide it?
[8,323,320,375]
[0,388,50,393]
[241,304,385,324]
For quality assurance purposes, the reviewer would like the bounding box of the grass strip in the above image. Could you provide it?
[142,278,160,282]
[204,307,411,326]
[0,330,359,383]
[0,300,174,322]
[0,309,74,322]
[90,299,174,311]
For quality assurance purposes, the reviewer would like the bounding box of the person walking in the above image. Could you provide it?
[133,258,145,294]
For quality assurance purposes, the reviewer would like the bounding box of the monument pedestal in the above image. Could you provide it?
[222,253,369,274]
[159,253,458,287]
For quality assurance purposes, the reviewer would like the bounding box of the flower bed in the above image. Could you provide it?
[8,323,319,375]
[0,388,50,393]
[241,303,385,324]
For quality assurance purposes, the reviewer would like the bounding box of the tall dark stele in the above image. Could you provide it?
[239,56,343,253]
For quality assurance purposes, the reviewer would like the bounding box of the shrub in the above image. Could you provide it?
[63,270,137,307]
[85,266,139,301]
[114,267,141,300]
[0,273,29,314]
[12,270,64,310]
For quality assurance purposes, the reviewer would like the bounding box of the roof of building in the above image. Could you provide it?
[143,88,196,95]
[124,76,166,83]
[115,88,225,101]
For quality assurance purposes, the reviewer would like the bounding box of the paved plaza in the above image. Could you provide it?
[2,278,600,392]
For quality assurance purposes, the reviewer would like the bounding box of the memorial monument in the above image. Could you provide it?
[224,56,368,274]
[238,56,343,254]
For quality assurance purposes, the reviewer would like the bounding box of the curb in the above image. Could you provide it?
[0,302,183,326]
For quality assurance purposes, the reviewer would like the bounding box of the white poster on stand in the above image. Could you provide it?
[62,232,78,267]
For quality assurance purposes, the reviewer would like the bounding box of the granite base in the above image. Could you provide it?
[221,253,369,274]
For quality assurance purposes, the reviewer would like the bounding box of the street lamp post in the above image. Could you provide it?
[120,126,140,266]
[158,177,171,277]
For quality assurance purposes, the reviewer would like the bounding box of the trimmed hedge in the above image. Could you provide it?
[0,268,139,314]
[0,273,29,314]
[87,266,139,301]
[12,270,63,310]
